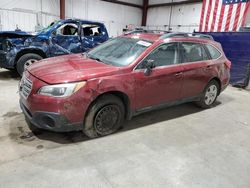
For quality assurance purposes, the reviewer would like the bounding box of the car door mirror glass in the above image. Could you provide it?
[144,59,155,76]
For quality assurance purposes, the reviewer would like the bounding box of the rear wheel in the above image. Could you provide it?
[83,94,125,138]
[196,80,219,108]
[16,53,42,76]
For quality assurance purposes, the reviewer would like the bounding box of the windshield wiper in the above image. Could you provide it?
[84,53,110,65]
[87,54,103,62]
[90,56,102,62]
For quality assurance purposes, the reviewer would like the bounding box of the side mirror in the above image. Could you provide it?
[144,59,155,76]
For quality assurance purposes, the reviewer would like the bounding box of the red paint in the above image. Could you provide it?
[232,3,242,31]
[241,2,250,27]
[210,0,219,32]
[21,33,230,126]
[217,5,225,32]
[199,0,206,31]
[225,4,234,31]
[204,0,212,32]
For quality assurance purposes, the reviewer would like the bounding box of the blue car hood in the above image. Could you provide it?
[0,31,38,38]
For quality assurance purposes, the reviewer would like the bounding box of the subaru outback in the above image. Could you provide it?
[19,32,231,138]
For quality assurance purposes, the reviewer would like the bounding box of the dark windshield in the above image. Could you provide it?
[87,37,152,67]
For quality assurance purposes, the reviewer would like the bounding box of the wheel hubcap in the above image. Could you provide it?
[94,105,120,135]
[205,85,218,105]
[24,59,38,70]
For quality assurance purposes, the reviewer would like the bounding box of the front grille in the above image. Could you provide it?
[20,74,33,99]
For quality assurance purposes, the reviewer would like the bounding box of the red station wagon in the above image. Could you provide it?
[19,32,231,138]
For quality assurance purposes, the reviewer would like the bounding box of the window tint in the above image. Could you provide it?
[140,43,178,68]
[180,42,209,63]
[82,24,102,36]
[206,44,221,59]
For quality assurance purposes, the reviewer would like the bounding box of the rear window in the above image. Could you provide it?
[206,44,221,59]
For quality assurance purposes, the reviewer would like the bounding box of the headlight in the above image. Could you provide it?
[38,81,86,97]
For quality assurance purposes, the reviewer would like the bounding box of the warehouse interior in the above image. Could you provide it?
[0,0,250,187]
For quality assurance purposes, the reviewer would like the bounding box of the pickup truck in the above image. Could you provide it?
[0,19,109,75]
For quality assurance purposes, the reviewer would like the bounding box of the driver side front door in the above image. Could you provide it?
[133,42,184,111]
[50,23,82,56]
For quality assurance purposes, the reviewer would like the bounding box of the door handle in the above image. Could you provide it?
[175,72,183,77]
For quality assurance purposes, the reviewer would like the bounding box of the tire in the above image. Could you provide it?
[16,53,42,76]
[83,94,125,138]
[196,80,220,109]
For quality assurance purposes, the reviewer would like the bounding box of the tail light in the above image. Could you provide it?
[224,60,231,69]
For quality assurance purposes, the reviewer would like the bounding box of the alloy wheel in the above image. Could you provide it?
[24,59,38,70]
[204,85,218,105]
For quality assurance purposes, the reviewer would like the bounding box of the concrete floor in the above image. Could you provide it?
[0,69,250,188]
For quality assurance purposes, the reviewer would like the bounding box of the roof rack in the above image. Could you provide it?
[160,32,214,40]
[124,29,170,35]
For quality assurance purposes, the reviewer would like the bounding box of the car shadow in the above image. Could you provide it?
[30,101,222,144]
[0,69,20,80]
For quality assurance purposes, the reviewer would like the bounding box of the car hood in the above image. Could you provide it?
[0,31,38,38]
[27,54,120,84]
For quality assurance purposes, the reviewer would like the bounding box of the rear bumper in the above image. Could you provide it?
[20,100,82,132]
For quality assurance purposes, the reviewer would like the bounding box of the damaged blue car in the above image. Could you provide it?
[0,19,109,75]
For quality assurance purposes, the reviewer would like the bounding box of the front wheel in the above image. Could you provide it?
[196,80,219,108]
[83,94,125,138]
[16,53,42,76]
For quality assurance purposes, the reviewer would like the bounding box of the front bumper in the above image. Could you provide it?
[20,100,82,132]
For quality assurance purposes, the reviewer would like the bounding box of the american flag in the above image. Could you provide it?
[199,0,250,32]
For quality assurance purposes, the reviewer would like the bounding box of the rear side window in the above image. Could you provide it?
[206,44,221,59]
[82,24,102,37]
[179,42,209,63]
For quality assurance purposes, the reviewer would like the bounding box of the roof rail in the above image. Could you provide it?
[124,29,170,35]
[160,32,214,40]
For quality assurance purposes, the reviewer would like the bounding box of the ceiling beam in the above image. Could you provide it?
[100,0,142,9]
[148,0,202,8]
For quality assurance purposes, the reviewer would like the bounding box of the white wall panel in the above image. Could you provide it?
[147,2,202,32]
[65,0,142,37]
[149,0,186,5]
[122,0,142,5]
[0,9,37,31]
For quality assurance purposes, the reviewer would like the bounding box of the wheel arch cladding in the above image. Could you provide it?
[15,49,47,65]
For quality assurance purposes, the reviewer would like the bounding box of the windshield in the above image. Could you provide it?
[39,20,60,33]
[87,37,152,67]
